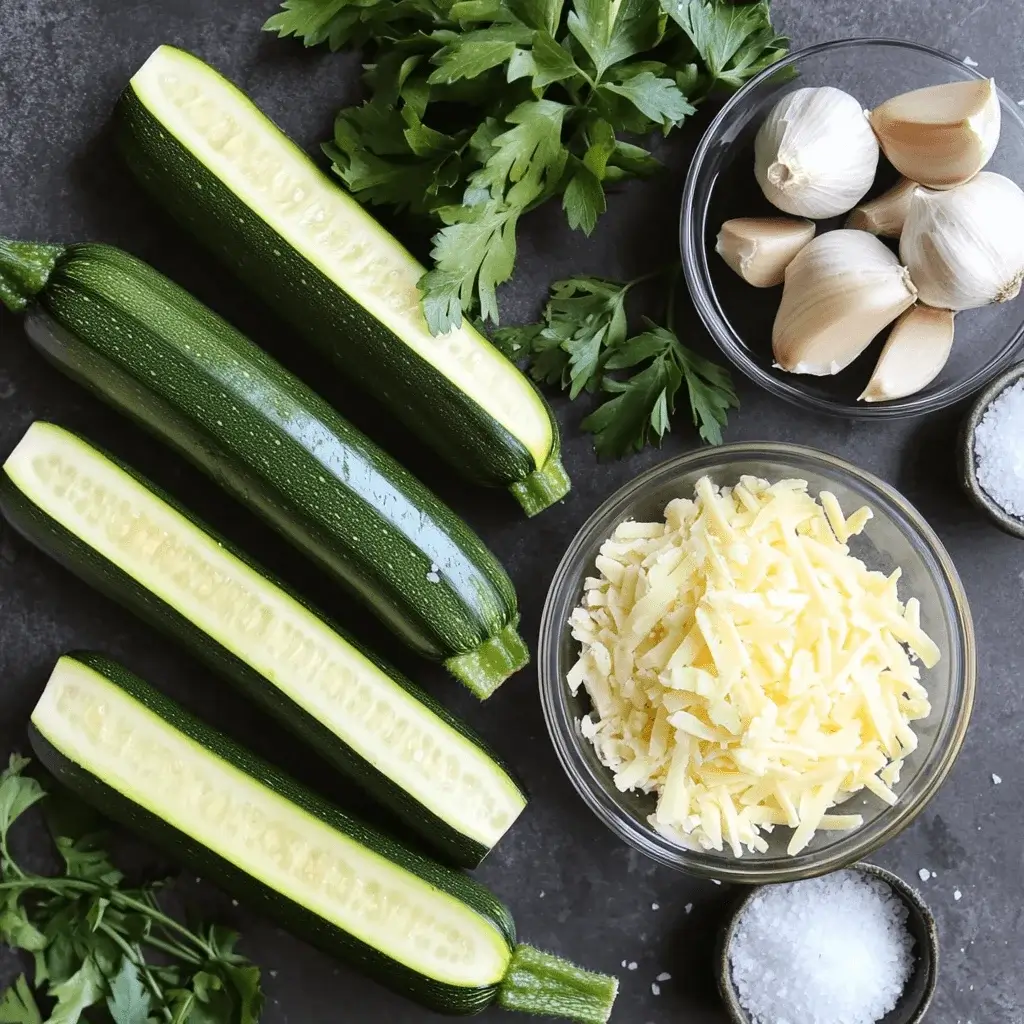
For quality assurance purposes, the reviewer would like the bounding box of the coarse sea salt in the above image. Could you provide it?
[729,870,915,1024]
[975,380,1024,517]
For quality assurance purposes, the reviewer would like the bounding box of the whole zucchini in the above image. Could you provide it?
[0,236,527,697]
[117,44,570,517]
[32,653,617,1022]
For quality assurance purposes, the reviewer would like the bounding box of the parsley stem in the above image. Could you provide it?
[98,922,174,1023]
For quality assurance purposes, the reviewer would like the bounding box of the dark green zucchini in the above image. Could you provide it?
[116,44,570,517]
[1,421,526,867]
[0,236,527,697]
[31,653,617,1022]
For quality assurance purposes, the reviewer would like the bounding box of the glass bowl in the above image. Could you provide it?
[680,38,1024,418]
[538,444,976,883]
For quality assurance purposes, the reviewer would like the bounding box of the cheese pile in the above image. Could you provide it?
[568,475,937,857]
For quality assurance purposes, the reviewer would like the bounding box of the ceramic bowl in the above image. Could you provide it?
[717,862,939,1024]
[680,38,1024,418]
[960,360,1024,539]
[538,443,976,883]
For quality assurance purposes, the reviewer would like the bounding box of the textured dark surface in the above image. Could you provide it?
[0,2,1021,1023]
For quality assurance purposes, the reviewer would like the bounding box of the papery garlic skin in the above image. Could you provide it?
[859,306,955,402]
[845,178,918,238]
[773,229,918,375]
[755,87,879,218]
[900,172,1024,310]
[869,78,1001,190]
[715,217,816,287]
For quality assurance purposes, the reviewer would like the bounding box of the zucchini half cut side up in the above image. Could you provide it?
[0,421,526,868]
[118,44,569,516]
[0,236,528,698]
[30,653,618,1022]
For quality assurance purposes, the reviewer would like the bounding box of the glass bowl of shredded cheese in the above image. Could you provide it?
[539,443,975,882]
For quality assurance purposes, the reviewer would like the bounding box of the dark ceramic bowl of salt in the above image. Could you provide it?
[717,862,938,1024]
[961,361,1024,540]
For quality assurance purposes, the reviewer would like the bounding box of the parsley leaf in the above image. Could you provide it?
[106,959,151,1024]
[0,977,41,1024]
[499,269,738,456]
[567,0,663,80]
[602,71,696,128]
[662,0,788,91]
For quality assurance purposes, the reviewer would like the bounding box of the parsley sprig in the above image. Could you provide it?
[494,265,738,457]
[265,0,787,332]
[0,756,262,1024]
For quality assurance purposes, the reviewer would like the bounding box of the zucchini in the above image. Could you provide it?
[0,236,527,697]
[1,421,526,868]
[31,653,618,1022]
[116,44,569,518]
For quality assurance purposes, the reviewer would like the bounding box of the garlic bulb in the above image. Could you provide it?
[754,87,879,218]
[715,217,816,287]
[773,229,918,375]
[845,178,918,238]
[900,172,1024,310]
[869,79,1001,190]
[860,306,955,402]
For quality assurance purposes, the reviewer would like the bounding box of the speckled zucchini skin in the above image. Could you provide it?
[25,243,519,663]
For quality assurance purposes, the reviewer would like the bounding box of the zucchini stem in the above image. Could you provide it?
[445,622,529,698]
[498,944,619,1024]
[510,454,571,516]
[0,239,65,313]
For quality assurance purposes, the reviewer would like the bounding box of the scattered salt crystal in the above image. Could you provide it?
[685,903,693,914]
[729,870,915,1024]
[954,890,963,901]
[975,380,1024,517]
[426,571,441,583]
[539,891,545,898]
[963,55,979,66]
[627,962,638,971]
[993,773,1002,785]
[918,868,931,882]
[711,879,721,886]
[269,969,278,978]
[651,903,660,911]
[656,972,672,982]
[621,960,628,968]
[651,983,661,996]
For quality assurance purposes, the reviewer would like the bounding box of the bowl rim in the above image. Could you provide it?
[537,442,977,883]
[680,36,1024,419]
[716,861,939,1024]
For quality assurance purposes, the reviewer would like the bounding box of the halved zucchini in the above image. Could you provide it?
[1,421,525,867]
[31,653,618,1021]
[118,44,569,516]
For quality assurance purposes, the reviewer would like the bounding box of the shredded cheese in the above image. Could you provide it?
[568,475,936,857]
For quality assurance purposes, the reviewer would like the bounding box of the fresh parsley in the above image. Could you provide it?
[266,0,787,331]
[0,755,262,1024]
[495,267,738,457]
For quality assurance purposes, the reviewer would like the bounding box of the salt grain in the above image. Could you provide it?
[963,55,979,66]
[918,868,931,882]
[729,870,915,1024]
[685,903,693,914]
[656,972,672,982]
[954,890,963,901]
[627,962,638,971]
[651,983,661,996]
[651,903,660,911]
[974,380,1024,516]
[993,773,1002,785]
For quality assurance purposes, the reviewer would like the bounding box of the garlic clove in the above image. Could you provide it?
[859,306,955,402]
[845,178,918,238]
[755,86,880,219]
[868,78,1001,190]
[900,171,1024,310]
[715,217,816,287]
[773,229,918,375]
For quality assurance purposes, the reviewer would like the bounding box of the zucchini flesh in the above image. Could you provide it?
[2,421,525,867]
[31,654,618,1022]
[0,236,528,697]
[118,45,569,516]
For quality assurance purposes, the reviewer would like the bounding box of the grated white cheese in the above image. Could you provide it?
[568,475,936,857]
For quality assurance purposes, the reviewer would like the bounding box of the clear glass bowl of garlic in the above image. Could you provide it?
[681,38,1024,417]
[538,444,975,882]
